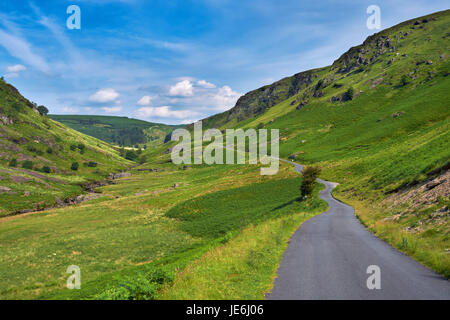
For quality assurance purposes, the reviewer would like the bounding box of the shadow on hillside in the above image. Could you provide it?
[270,197,303,211]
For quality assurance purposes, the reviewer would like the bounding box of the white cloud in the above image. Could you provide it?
[211,85,241,111]
[197,80,216,88]
[102,106,123,113]
[7,64,26,72]
[137,95,152,106]
[0,29,49,73]
[135,106,199,119]
[164,78,240,113]
[169,80,194,96]
[89,88,120,103]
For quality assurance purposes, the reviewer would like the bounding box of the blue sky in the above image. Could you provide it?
[0,0,448,124]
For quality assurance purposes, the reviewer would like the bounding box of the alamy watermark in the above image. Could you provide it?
[366,265,381,290]
[66,5,81,30]
[366,5,381,30]
[66,265,81,289]
[171,121,279,175]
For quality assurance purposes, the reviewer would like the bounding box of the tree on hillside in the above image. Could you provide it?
[400,75,409,86]
[22,160,33,170]
[8,158,17,167]
[71,162,79,171]
[37,105,49,116]
[342,87,354,102]
[300,166,321,198]
[125,150,138,161]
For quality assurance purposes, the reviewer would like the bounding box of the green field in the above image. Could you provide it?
[0,161,326,299]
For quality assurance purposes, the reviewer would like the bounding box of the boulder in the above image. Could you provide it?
[0,186,12,193]
[296,101,308,110]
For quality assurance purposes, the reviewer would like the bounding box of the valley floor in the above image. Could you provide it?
[0,161,326,299]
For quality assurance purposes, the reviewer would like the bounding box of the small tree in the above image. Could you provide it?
[8,158,17,167]
[87,161,97,168]
[71,162,79,171]
[300,166,321,198]
[70,144,77,151]
[342,87,354,102]
[125,150,138,161]
[42,166,51,173]
[400,75,409,86]
[37,105,49,116]
[342,87,354,101]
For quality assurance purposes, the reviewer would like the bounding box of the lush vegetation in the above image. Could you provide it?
[0,10,448,300]
[300,166,321,198]
[0,161,325,299]
[49,115,182,148]
[198,10,450,277]
[0,79,130,216]
[161,208,322,299]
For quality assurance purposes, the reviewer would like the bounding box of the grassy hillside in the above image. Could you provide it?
[0,80,130,216]
[49,115,182,148]
[200,10,449,132]
[0,160,326,299]
[198,9,450,276]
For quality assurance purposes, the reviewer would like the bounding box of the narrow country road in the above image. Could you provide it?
[267,161,450,300]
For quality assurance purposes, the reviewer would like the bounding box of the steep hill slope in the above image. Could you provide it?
[196,9,450,275]
[201,10,449,131]
[49,115,182,148]
[0,79,130,216]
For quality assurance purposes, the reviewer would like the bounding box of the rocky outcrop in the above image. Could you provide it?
[383,168,449,231]
[195,69,319,129]
[296,101,308,110]
[109,172,132,179]
[0,186,12,193]
[0,115,14,125]
[370,78,384,89]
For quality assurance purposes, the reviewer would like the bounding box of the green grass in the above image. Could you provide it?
[166,178,325,239]
[200,10,450,277]
[161,208,324,299]
[0,80,130,216]
[1,10,449,300]
[0,160,325,299]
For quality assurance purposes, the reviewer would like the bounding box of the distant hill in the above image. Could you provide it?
[0,80,130,216]
[49,115,182,147]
